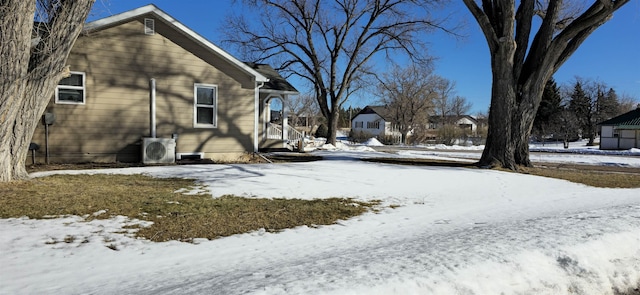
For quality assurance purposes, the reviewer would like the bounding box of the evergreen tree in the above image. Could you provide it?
[597,88,620,121]
[532,78,563,142]
[568,81,593,143]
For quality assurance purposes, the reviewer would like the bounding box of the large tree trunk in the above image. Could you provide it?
[0,0,95,182]
[325,103,339,146]
[478,40,517,170]
[0,1,35,181]
[464,0,629,171]
[513,82,547,167]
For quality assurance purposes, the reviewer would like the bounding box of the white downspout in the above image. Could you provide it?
[254,81,265,152]
[150,78,157,138]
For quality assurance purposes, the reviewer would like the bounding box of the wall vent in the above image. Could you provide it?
[144,18,155,35]
[176,152,205,160]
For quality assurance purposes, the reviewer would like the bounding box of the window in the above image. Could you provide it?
[194,84,217,128]
[367,121,380,129]
[55,72,85,104]
[355,121,363,128]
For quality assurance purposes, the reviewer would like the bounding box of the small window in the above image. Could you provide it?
[55,72,85,104]
[144,18,155,35]
[355,121,363,128]
[194,84,217,128]
[367,121,380,129]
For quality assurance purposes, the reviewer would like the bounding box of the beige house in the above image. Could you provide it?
[31,5,299,164]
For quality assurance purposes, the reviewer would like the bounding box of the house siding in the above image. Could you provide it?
[351,113,384,136]
[31,17,256,163]
[600,127,640,150]
[599,126,619,150]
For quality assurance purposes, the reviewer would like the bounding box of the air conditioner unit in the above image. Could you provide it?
[142,138,176,164]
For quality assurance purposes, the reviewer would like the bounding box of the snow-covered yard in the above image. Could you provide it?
[1,142,639,295]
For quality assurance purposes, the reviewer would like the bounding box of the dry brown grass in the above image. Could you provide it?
[0,174,379,242]
[363,157,640,188]
[521,166,640,188]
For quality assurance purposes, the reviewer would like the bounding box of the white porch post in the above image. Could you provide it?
[264,100,271,142]
[282,94,288,141]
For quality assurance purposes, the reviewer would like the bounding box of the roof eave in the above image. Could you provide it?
[259,89,299,95]
[616,125,640,129]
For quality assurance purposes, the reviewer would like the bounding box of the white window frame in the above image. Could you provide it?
[193,83,218,128]
[55,71,86,105]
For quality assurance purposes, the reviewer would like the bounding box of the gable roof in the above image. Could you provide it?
[84,4,268,83]
[598,107,640,128]
[245,63,299,94]
[429,115,478,125]
[353,105,393,121]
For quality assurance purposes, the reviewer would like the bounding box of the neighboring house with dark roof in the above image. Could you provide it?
[31,5,298,164]
[598,106,640,150]
[350,105,402,141]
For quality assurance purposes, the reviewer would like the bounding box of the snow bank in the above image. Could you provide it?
[362,137,384,146]
[7,148,640,294]
[318,141,376,152]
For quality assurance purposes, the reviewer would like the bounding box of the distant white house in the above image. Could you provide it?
[428,115,479,135]
[351,106,402,141]
[351,106,482,144]
[599,106,640,150]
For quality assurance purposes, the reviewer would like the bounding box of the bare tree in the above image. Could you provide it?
[0,0,95,181]
[618,94,638,113]
[431,76,457,121]
[462,0,630,169]
[223,0,447,145]
[378,65,436,144]
[286,93,320,128]
[450,96,472,117]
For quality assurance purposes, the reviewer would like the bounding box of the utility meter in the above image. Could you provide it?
[43,112,55,125]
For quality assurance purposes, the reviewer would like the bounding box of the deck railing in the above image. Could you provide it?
[267,123,305,146]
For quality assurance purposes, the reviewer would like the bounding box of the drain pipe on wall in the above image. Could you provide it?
[150,78,156,138]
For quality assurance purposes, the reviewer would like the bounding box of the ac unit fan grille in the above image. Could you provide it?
[145,141,167,161]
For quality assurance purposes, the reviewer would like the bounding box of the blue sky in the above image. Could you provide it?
[90,1,640,114]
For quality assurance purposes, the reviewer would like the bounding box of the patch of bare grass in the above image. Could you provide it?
[521,166,640,188]
[0,174,379,242]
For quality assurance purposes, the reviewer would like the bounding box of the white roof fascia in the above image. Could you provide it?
[83,4,269,83]
[259,88,300,95]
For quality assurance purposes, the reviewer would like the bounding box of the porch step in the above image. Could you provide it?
[259,148,293,153]
[259,147,295,153]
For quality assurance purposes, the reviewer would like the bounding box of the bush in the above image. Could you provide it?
[348,129,372,143]
[315,124,328,138]
[436,125,459,145]
[377,134,401,145]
